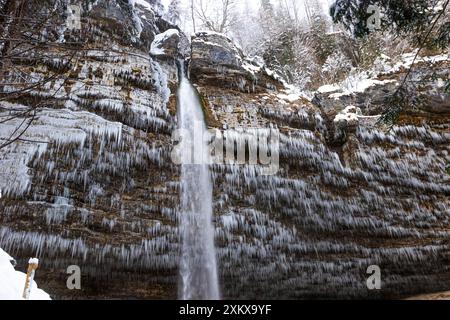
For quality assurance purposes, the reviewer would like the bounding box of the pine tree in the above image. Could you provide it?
[330,0,450,49]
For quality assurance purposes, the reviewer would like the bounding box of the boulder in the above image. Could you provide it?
[190,31,284,93]
[150,29,190,59]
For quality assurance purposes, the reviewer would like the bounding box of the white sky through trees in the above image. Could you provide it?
[160,0,335,35]
[161,0,333,12]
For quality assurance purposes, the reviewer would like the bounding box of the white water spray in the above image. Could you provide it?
[177,62,220,300]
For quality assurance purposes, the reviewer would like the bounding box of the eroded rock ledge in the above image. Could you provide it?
[190,32,284,93]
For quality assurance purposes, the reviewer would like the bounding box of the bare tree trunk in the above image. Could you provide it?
[304,0,313,26]
[0,0,79,150]
[289,0,299,25]
[194,0,234,34]
[191,0,196,34]
[219,0,230,33]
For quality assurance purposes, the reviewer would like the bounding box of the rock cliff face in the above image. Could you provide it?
[0,0,182,299]
[193,35,450,298]
[0,1,449,300]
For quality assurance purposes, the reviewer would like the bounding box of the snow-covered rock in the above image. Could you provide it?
[334,106,362,126]
[318,84,341,94]
[198,61,450,300]
[151,29,179,56]
[0,248,50,300]
[150,29,190,58]
[314,51,450,118]
[190,31,284,93]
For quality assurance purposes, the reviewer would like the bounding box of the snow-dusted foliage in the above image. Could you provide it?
[165,0,182,26]
[322,51,352,83]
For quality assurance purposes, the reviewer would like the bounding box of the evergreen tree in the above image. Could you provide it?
[330,0,450,49]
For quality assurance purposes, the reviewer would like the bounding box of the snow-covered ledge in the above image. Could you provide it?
[0,248,51,300]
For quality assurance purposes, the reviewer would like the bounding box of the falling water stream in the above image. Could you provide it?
[177,62,220,300]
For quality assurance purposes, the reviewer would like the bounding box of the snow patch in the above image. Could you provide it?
[0,248,51,300]
[317,51,449,99]
[318,84,341,94]
[150,29,179,56]
[319,78,398,99]
[131,0,153,12]
[334,106,380,125]
[334,106,361,125]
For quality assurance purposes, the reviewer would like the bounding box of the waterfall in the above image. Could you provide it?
[177,61,220,300]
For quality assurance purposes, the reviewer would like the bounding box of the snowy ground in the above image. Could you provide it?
[0,248,51,300]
